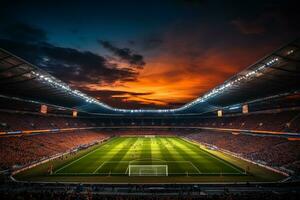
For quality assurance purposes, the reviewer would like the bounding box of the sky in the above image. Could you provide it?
[0,0,299,109]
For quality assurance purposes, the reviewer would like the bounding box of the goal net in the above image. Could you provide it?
[128,165,168,176]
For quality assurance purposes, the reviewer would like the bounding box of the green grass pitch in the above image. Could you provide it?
[15,135,286,183]
[55,136,244,176]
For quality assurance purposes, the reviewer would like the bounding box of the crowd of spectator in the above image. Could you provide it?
[0,111,95,132]
[197,110,300,133]
[1,109,300,134]
[0,189,298,200]
[186,131,300,174]
[107,129,192,136]
[0,130,108,170]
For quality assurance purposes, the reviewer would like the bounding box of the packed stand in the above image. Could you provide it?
[107,129,192,136]
[198,110,300,133]
[186,131,300,174]
[0,111,96,132]
[0,189,298,200]
[0,130,108,170]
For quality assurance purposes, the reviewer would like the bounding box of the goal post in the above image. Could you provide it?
[128,165,168,176]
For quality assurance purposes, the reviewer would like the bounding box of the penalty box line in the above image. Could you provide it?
[187,161,202,174]
[56,159,242,175]
[54,146,103,174]
[93,162,106,174]
[91,160,203,175]
[92,161,129,174]
[199,149,245,174]
[182,138,245,175]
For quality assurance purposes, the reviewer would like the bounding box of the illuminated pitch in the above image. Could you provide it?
[15,136,285,183]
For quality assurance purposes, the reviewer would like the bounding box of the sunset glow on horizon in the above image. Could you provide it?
[1,0,298,109]
[81,42,277,109]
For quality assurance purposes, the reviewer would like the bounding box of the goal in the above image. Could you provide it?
[128,165,168,176]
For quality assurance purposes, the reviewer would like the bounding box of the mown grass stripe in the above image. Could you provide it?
[56,136,244,176]
[178,137,245,174]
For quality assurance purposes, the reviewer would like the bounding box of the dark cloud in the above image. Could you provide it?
[128,40,135,45]
[99,40,146,68]
[0,38,140,85]
[84,89,153,98]
[1,0,299,109]
[43,45,140,84]
[231,18,265,35]
[81,89,179,109]
[230,0,300,36]
[142,37,163,51]
[264,0,300,29]
[0,22,47,43]
[0,23,140,85]
[177,0,207,7]
[0,22,147,108]
[127,36,163,51]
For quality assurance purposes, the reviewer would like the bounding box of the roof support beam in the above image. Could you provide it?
[0,63,27,73]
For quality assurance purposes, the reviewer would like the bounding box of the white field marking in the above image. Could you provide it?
[55,171,242,175]
[54,145,105,174]
[129,158,166,164]
[188,161,202,174]
[92,161,132,174]
[55,173,93,175]
[182,138,244,174]
[97,160,191,164]
[129,165,168,176]
[56,172,127,175]
[200,172,242,175]
[91,138,139,175]
[164,138,202,175]
[130,160,193,163]
[118,137,141,175]
[93,162,106,174]
[88,160,201,175]
[56,161,130,175]
[55,159,243,176]
[54,137,123,174]
[99,161,129,163]
[200,148,244,174]
[91,137,137,174]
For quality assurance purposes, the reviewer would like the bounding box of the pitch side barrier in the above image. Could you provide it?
[0,126,103,136]
[184,137,290,177]
[11,136,111,178]
[196,127,300,139]
[98,126,300,138]
[95,126,300,137]
[1,126,299,138]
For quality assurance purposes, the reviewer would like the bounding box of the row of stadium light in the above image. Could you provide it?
[110,56,281,113]
[31,47,295,113]
[173,56,282,112]
[31,71,112,109]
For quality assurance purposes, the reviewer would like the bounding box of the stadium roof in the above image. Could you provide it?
[0,39,299,115]
[180,39,300,114]
[0,49,113,113]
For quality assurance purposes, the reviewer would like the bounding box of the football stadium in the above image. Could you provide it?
[1,0,300,199]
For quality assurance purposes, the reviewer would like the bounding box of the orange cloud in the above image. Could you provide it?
[84,26,277,109]
[85,45,272,109]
